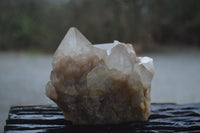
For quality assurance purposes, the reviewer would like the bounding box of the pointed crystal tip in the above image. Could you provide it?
[105,44,133,74]
[54,27,92,57]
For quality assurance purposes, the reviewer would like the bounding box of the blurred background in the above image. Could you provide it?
[0,0,200,131]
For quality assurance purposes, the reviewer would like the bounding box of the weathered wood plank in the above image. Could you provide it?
[4,103,200,132]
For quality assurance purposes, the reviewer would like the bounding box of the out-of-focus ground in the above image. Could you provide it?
[1,49,200,131]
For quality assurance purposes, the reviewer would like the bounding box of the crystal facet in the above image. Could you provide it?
[46,27,154,124]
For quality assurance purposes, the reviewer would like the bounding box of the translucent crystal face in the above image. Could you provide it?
[135,57,154,88]
[46,27,155,124]
[105,44,133,74]
[93,43,117,55]
[54,27,93,57]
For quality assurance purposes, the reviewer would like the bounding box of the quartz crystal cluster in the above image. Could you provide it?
[46,27,154,124]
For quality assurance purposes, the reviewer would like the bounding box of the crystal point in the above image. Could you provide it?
[54,27,92,57]
[136,57,154,88]
[105,44,133,74]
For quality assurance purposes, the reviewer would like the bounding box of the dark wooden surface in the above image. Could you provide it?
[4,103,200,133]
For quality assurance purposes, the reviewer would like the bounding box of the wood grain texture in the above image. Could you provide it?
[4,103,200,133]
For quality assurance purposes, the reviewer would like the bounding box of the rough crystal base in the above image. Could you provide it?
[46,27,154,124]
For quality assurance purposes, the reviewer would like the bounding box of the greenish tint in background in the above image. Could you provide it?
[0,0,200,52]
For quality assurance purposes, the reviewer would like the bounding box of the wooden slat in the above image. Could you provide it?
[4,103,200,133]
